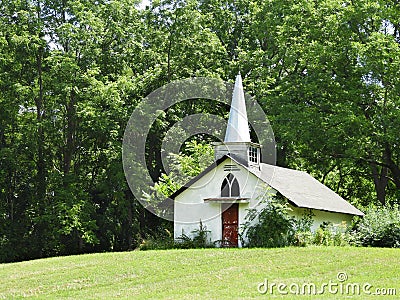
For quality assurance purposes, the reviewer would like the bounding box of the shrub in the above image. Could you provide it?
[313,227,332,246]
[176,221,214,249]
[291,210,314,247]
[241,196,294,248]
[293,231,314,247]
[139,228,176,250]
[240,192,354,248]
[140,221,215,250]
[333,231,349,247]
[302,221,350,247]
[351,205,400,248]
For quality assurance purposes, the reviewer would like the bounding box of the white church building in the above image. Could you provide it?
[171,74,364,247]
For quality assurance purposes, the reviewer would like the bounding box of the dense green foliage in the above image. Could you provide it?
[0,0,399,261]
[240,195,352,248]
[142,140,214,203]
[139,220,214,250]
[241,197,400,248]
[351,205,400,247]
[241,195,296,247]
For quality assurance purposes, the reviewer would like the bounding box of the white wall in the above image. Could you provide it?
[290,206,354,231]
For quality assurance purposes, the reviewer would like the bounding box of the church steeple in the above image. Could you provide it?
[224,73,251,143]
[213,73,261,167]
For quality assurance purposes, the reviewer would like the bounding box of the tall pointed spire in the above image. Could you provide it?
[224,73,251,143]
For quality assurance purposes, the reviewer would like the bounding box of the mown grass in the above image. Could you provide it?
[0,247,399,299]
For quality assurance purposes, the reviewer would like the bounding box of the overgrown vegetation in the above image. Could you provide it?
[240,195,400,249]
[240,195,295,248]
[351,205,400,248]
[139,221,214,250]
[142,141,214,209]
[312,222,350,247]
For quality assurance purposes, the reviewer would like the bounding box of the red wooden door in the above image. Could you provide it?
[222,203,239,247]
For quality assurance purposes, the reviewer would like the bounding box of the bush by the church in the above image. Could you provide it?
[240,196,296,248]
[240,196,353,248]
[139,221,215,250]
[350,205,400,248]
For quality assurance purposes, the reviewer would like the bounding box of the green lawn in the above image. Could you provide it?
[0,247,398,299]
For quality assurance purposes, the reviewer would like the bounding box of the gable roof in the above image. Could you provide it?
[168,154,230,200]
[170,155,364,216]
[253,163,364,216]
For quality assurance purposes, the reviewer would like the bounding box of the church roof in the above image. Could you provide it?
[170,155,364,216]
[252,162,364,216]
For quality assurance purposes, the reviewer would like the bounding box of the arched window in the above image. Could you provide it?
[221,173,240,197]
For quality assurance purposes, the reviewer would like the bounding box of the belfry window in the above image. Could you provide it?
[248,146,258,163]
[221,173,240,197]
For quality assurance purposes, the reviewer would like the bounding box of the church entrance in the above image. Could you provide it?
[221,203,239,247]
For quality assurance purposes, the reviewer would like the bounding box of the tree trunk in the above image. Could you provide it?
[63,88,76,177]
[384,144,400,190]
[370,162,388,206]
[35,42,46,204]
[127,201,134,250]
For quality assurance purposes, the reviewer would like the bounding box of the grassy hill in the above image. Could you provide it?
[0,247,398,299]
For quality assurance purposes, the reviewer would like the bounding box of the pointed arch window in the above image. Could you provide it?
[221,173,240,197]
